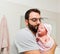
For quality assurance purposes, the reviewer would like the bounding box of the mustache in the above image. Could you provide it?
[35,24,40,27]
[35,24,40,29]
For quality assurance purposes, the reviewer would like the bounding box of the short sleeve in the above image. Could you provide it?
[14,28,40,54]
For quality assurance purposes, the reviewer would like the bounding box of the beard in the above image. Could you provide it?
[28,22,39,33]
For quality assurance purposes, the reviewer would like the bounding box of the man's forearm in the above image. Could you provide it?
[24,50,41,54]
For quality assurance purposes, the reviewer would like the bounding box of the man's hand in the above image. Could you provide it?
[44,41,57,54]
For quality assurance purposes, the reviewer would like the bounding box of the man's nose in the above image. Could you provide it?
[37,19,41,24]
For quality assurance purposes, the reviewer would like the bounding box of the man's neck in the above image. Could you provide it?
[31,30,36,36]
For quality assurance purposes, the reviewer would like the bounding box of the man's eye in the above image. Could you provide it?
[32,18,37,22]
[29,18,42,22]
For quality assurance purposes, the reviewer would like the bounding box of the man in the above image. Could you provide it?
[15,8,56,54]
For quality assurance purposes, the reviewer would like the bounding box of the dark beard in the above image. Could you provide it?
[28,23,39,33]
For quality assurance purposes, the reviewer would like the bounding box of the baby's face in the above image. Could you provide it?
[37,23,47,36]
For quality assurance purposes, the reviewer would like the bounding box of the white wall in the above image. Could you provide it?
[0,1,33,54]
[56,13,60,45]
[0,0,59,54]
[0,1,23,54]
[55,46,60,54]
[57,0,60,13]
[0,1,20,54]
[6,0,59,13]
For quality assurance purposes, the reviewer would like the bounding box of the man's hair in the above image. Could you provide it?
[25,8,41,20]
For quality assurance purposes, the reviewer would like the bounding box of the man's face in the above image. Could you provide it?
[27,12,41,33]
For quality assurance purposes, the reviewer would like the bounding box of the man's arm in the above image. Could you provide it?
[24,50,41,54]
[15,29,41,54]
[24,41,57,54]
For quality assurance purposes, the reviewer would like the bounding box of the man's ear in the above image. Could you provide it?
[25,20,28,26]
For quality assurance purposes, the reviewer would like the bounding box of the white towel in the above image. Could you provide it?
[0,16,9,54]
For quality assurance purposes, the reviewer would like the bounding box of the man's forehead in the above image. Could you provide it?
[29,12,40,18]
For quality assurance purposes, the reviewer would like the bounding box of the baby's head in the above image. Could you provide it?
[37,23,47,37]
[37,23,52,37]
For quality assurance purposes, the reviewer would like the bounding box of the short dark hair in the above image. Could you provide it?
[25,8,41,20]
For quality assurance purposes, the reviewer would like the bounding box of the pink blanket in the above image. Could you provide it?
[36,23,54,51]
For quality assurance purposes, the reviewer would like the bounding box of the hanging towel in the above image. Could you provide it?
[0,16,9,54]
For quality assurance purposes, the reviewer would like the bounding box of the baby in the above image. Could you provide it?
[36,23,54,52]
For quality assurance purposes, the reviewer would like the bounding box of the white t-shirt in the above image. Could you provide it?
[15,27,40,54]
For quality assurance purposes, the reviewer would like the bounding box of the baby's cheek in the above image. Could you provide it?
[38,31,46,36]
[38,31,44,34]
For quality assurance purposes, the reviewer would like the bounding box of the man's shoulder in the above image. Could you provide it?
[17,27,29,33]
[15,27,35,40]
[15,27,28,41]
[16,27,31,37]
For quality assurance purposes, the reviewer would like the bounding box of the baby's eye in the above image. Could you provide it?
[40,27,44,29]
